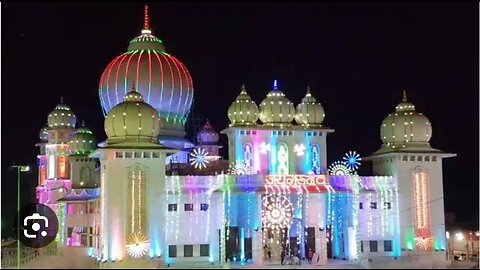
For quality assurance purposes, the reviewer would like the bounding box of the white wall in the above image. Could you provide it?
[372,153,448,259]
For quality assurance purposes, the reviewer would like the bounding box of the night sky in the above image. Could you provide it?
[2,3,478,236]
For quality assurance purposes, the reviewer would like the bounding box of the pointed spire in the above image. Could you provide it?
[60,96,64,104]
[273,80,279,90]
[402,89,407,102]
[81,120,86,127]
[240,84,247,93]
[131,81,137,92]
[306,86,312,97]
[141,5,152,34]
[144,5,150,30]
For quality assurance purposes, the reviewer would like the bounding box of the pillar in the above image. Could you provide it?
[300,193,306,259]
[252,193,263,265]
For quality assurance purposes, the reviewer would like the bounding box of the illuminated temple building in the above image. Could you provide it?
[34,6,456,269]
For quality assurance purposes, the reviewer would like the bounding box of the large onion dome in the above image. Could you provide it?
[259,80,295,127]
[197,119,219,145]
[379,90,432,150]
[69,121,97,155]
[227,84,259,126]
[295,87,325,127]
[47,97,77,129]
[104,85,161,145]
[39,124,49,142]
[98,5,193,133]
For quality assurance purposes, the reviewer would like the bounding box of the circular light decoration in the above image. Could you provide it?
[189,148,210,169]
[227,162,248,175]
[342,151,362,171]
[261,195,293,232]
[414,234,433,250]
[328,161,352,176]
[126,232,149,258]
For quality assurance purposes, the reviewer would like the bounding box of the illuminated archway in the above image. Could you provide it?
[310,145,320,174]
[277,143,289,175]
[243,143,253,174]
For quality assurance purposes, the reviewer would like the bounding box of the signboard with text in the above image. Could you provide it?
[265,174,328,187]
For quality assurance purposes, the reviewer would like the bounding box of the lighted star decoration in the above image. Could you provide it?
[343,151,362,171]
[261,195,293,232]
[126,233,149,258]
[227,162,252,175]
[189,148,210,169]
[259,142,271,154]
[414,234,433,250]
[328,161,352,176]
[293,144,306,156]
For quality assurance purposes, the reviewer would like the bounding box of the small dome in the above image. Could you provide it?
[39,124,49,142]
[47,97,77,129]
[104,86,161,144]
[380,91,432,150]
[227,84,259,126]
[295,87,325,127]
[259,80,295,127]
[69,121,97,155]
[197,119,219,145]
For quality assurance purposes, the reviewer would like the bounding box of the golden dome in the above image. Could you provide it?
[104,86,161,145]
[295,87,325,127]
[227,84,259,126]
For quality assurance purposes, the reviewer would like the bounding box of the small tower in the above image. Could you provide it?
[364,91,455,266]
[45,97,77,180]
[90,86,175,266]
[196,118,222,160]
[68,121,98,188]
[36,124,50,186]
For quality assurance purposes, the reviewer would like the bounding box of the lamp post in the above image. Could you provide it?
[12,165,30,269]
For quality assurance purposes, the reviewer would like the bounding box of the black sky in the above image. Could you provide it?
[2,3,478,235]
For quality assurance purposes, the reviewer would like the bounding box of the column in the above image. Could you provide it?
[317,229,328,265]
[300,193,306,259]
[252,194,263,265]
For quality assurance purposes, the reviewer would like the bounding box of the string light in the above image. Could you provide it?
[413,171,432,250]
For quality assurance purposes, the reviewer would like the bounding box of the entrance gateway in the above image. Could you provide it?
[224,174,332,262]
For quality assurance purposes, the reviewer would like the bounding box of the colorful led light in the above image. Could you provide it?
[126,233,149,258]
[190,148,210,169]
[342,151,362,171]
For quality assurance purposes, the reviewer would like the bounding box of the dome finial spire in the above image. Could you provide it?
[402,89,407,102]
[144,5,150,30]
[273,79,279,90]
[131,81,137,92]
[306,86,311,96]
[81,120,86,127]
[60,96,64,104]
[141,5,152,34]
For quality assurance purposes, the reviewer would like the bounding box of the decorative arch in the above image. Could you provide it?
[310,145,320,174]
[277,143,289,175]
[243,143,253,174]
[48,155,55,179]
[80,167,91,184]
